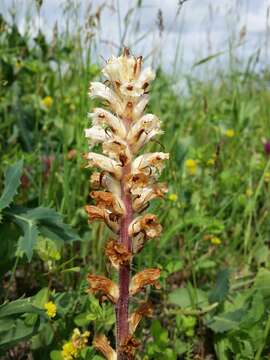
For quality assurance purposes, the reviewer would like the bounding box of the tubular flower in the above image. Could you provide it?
[85,48,169,360]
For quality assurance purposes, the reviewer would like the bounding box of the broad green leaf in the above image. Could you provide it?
[0,298,45,318]
[0,317,40,347]
[168,286,208,308]
[209,269,230,304]
[206,308,246,333]
[0,160,23,212]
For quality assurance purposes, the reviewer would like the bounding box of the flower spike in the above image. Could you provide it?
[85,48,168,359]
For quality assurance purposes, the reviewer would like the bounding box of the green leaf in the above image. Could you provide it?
[206,308,246,333]
[50,350,63,360]
[168,286,208,309]
[0,160,23,212]
[209,269,230,304]
[253,268,270,301]
[0,298,45,318]
[6,206,80,261]
[0,317,40,348]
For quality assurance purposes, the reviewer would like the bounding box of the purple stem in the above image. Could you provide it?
[116,164,133,360]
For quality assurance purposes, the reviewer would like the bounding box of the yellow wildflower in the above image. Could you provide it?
[207,158,215,166]
[168,193,178,202]
[264,172,270,183]
[245,188,253,197]
[44,301,56,318]
[61,328,90,360]
[41,96,53,109]
[61,341,78,360]
[225,129,235,138]
[185,159,197,175]
[71,328,90,350]
[210,236,221,246]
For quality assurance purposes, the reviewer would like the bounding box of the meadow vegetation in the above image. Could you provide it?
[1,1,270,359]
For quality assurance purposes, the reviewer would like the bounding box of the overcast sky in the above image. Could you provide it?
[1,0,270,73]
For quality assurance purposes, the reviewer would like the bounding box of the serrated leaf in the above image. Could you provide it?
[17,221,39,262]
[6,206,80,261]
[0,160,23,212]
[209,269,230,304]
[206,308,246,333]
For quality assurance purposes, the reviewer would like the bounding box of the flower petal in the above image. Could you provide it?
[87,153,122,179]
[90,108,127,138]
[132,152,169,177]
[89,82,123,114]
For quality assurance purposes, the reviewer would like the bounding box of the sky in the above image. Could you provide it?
[1,0,270,73]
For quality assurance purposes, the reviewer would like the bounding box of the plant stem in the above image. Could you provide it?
[116,164,133,359]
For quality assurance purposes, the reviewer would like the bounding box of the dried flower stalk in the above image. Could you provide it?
[85,48,169,360]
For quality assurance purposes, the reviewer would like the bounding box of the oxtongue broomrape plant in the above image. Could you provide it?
[84,48,169,360]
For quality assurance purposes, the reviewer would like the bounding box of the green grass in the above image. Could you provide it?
[0,3,270,360]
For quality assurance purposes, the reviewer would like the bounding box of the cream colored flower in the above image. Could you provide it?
[86,153,122,179]
[90,108,127,138]
[132,152,169,177]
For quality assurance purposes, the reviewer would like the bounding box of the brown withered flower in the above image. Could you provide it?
[93,335,117,360]
[129,268,161,296]
[129,302,153,335]
[87,275,119,304]
[118,336,140,359]
[105,240,132,269]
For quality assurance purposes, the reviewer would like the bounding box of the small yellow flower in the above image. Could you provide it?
[44,301,56,318]
[264,172,270,183]
[41,96,53,109]
[15,60,22,71]
[61,341,78,360]
[71,328,90,350]
[207,158,215,166]
[225,129,235,138]
[185,159,197,175]
[168,193,178,202]
[245,188,253,197]
[210,236,221,246]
